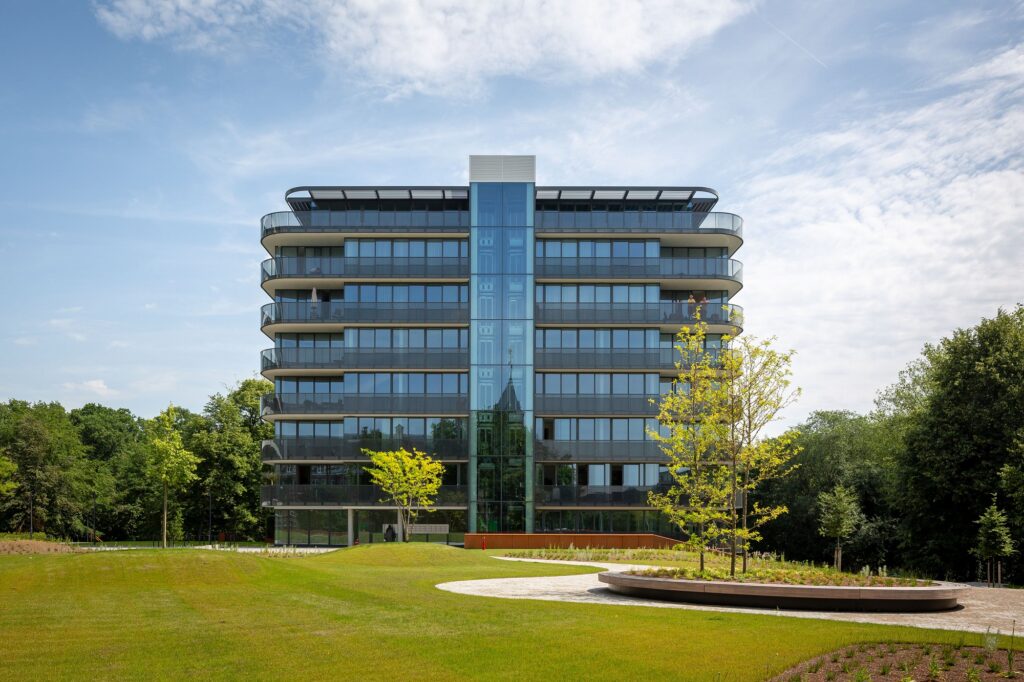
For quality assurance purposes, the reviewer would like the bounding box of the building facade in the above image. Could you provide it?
[259,155,743,545]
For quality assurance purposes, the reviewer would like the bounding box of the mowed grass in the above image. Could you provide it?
[0,544,980,681]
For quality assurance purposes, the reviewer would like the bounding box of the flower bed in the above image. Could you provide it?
[630,566,925,588]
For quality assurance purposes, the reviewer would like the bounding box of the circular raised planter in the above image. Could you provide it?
[598,572,967,612]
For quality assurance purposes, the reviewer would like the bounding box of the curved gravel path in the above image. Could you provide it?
[436,557,1024,635]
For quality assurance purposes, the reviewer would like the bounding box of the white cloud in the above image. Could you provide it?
[735,44,1024,423]
[62,379,117,398]
[94,0,755,96]
[12,337,35,346]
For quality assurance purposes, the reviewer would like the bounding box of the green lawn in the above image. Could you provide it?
[0,544,981,680]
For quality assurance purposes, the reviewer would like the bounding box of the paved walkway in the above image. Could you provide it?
[436,557,1024,635]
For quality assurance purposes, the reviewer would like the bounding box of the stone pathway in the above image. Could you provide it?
[436,557,1024,635]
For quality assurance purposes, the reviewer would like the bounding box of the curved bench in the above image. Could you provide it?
[598,572,967,612]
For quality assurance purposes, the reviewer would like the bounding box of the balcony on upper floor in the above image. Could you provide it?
[262,437,469,462]
[535,210,742,250]
[261,256,468,292]
[534,439,665,463]
[535,484,667,507]
[261,483,468,508]
[261,347,469,375]
[534,394,658,416]
[534,301,742,332]
[260,393,469,418]
[261,301,469,335]
[535,256,742,292]
[535,347,725,371]
[261,210,469,252]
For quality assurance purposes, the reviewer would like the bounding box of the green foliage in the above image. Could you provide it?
[0,451,15,499]
[818,484,862,570]
[0,401,93,538]
[364,447,444,541]
[974,496,1015,562]
[898,306,1024,578]
[647,314,734,571]
[146,405,199,547]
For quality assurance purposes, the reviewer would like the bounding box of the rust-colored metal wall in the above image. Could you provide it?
[463,533,677,550]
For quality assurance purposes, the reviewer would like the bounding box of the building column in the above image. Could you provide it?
[347,508,354,547]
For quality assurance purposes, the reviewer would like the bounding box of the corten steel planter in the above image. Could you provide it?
[598,572,967,612]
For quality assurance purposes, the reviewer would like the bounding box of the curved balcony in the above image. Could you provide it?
[535,439,665,463]
[536,348,723,371]
[536,210,741,233]
[535,394,658,415]
[261,347,469,374]
[261,484,468,507]
[261,393,469,418]
[536,257,742,295]
[535,302,742,332]
[261,256,468,292]
[261,301,469,334]
[262,437,469,462]
[261,211,468,252]
[536,484,668,507]
[536,211,743,253]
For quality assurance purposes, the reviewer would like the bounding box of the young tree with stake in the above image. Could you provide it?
[146,405,198,548]
[817,484,862,571]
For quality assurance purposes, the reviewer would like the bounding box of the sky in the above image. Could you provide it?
[0,0,1021,427]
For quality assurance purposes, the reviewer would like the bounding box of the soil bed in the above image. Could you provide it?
[630,566,927,588]
[0,540,81,555]
[768,642,1021,681]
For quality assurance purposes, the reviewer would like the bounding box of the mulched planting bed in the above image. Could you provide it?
[630,567,926,587]
[0,540,81,555]
[769,642,1022,681]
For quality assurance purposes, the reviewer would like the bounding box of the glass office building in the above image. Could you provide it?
[259,155,743,545]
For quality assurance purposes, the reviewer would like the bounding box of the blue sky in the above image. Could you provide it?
[0,0,1021,425]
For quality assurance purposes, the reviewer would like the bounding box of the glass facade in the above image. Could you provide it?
[258,161,744,544]
[469,182,535,532]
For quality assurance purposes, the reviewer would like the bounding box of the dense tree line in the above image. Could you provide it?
[0,379,272,542]
[759,306,1024,581]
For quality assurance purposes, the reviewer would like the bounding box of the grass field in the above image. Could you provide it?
[0,544,985,681]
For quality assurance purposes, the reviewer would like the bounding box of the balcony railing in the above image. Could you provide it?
[262,437,469,462]
[261,484,469,507]
[535,439,665,463]
[534,394,658,415]
[535,302,742,327]
[261,301,470,326]
[261,393,469,416]
[261,256,468,282]
[261,210,469,239]
[537,348,695,370]
[261,347,469,372]
[535,210,742,235]
[536,257,742,282]
[536,484,668,506]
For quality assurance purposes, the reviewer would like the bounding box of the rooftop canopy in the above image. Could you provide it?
[286,186,719,211]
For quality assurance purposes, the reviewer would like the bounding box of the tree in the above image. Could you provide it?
[0,451,15,499]
[0,401,93,538]
[719,334,801,575]
[363,447,444,541]
[184,381,271,542]
[974,495,1015,586]
[146,405,199,548]
[647,313,734,573]
[818,484,862,571]
[897,306,1024,578]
